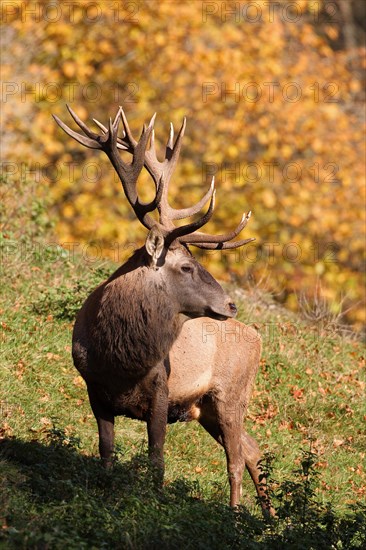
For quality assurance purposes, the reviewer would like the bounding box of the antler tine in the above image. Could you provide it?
[119,107,139,149]
[166,117,186,165]
[100,107,143,154]
[66,104,99,139]
[53,113,102,149]
[167,176,215,221]
[167,122,174,151]
[179,211,252,246]
[189,237,256,250]
[93,117,130,151]
[149,128,156,154]
[130,114,155,170]
[92,117,107,132]
[165,190,216,246]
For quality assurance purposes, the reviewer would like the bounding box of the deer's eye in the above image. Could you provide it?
[181,264,193,273]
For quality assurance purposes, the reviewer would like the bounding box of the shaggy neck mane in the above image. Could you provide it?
[91,254,182,376]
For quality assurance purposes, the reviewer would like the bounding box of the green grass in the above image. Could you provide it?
[1,182,365,548]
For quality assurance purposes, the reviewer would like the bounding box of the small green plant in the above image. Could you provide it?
[258,448,366,549]
[46,421,82,450]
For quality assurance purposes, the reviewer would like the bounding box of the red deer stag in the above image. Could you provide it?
[54,106,273,515]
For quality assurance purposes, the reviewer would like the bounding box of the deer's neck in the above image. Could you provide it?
[92,268,182,376]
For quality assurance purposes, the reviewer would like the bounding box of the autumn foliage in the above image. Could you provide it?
[1,0,365,329]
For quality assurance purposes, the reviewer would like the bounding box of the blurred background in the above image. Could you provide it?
[1,0,365,331]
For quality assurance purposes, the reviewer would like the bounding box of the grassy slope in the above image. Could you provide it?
[1,212,365,548]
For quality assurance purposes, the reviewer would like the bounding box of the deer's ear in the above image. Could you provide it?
[145,225,165,267]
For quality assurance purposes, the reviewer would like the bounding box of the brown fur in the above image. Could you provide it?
[72,239,238,473]
[73,243,273,514]
[169,318,274,514]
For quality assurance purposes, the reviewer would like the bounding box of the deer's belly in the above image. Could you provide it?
[167,403,201,423]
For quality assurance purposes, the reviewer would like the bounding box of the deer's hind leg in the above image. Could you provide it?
[241,432,275,517]
[198,397,275,515]
[198,397,245,507]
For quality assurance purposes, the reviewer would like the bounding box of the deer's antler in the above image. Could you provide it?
[54,105,161,230]
[54,106,254,249]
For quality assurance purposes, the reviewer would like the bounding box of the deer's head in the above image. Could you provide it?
[54,106,255,321]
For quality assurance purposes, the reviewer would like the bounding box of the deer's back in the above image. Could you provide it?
[168,318,261,404]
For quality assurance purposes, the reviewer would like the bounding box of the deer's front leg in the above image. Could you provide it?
[87,383,115,468]
[146,363,169,477]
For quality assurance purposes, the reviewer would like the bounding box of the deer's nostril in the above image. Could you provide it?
[228,302,237,315]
